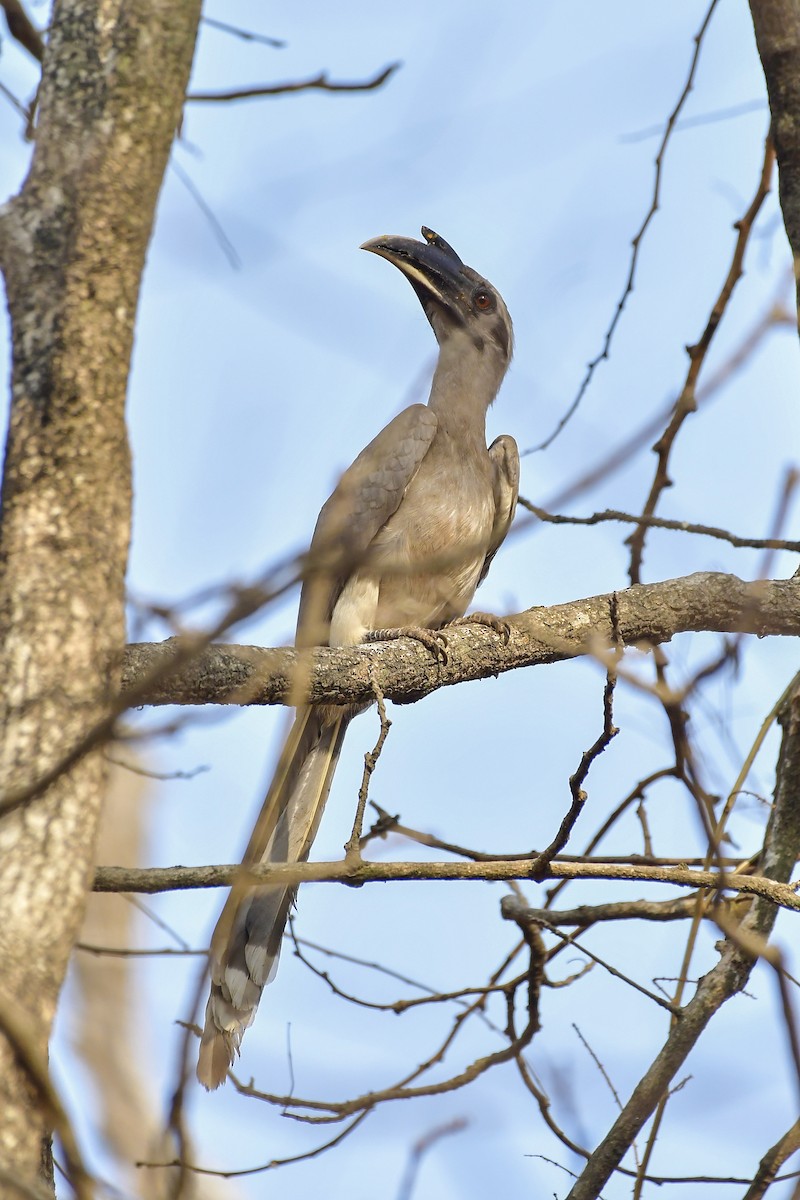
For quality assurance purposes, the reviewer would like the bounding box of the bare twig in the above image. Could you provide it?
[503,894,705,926]
[93,856,800,910]
[200,15,285,47]
[363,806,751,871]
[503,904,680,1015]
[564,681,800,1199]
[627,133,775,583]
[139,1111,371,1179]
[345,677,391,858]
[187,63,399,104]
[531,0,721,450]
[169,155,241,268]
[573,1024,627,1115]
[622,97,767,141]
[538,277,793,506]
[207,935,541,1135]
[520,500,800,553]
[531,640,619,878]
[290,917,516,1017]
[395,1118,468,1200]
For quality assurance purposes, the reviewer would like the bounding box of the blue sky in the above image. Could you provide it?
[2,2,800,1197]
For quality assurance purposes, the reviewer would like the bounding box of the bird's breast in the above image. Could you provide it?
[367,452,496,629]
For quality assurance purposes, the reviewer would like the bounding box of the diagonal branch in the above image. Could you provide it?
[0,0,43,62]
[564,680,800,1199]
[743,1117,800,1199]
[627,132,775,583]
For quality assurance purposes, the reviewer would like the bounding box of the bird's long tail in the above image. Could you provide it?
[197,705,349,1089]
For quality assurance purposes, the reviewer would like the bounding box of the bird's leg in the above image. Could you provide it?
[366,625,449,664]
[444,611,512,643]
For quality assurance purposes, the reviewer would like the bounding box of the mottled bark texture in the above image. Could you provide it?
[0,2,201,1191]
[749,0,800,310]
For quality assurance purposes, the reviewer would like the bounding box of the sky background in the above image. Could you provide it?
[2,2,800,1197]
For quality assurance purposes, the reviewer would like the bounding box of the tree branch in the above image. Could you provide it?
[626,132,775,583]
[562,680,800,1199]
[749,0,800,310]
[93,856,800,910]
[0,0,44,62]
[186,63,399,104]
[743,1117,800,1199]
[521,500,800,552]
[530,0,722,451]
[121,572,800,708]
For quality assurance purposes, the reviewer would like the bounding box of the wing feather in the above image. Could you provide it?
[478,433,519,586]
[296,405,439,645]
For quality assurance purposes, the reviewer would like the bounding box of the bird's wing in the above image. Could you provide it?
[478,433,519,586]
[296,403,439,646]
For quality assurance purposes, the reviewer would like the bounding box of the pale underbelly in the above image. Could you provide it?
[329,500,492,647]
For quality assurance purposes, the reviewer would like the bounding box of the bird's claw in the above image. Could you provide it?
[367,625,449,665]
[446,611,512,644]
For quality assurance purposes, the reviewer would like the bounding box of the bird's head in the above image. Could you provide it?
[361,227,514,376]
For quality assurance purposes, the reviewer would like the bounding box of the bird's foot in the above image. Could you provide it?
[445,611,512,643]
[367,625,449,665]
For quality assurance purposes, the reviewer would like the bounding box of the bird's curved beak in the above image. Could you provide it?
[361,227,468,312]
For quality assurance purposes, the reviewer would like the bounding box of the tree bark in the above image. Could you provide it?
[119,572,800,710]
[0,2,200,1191]
[749,0,800,310]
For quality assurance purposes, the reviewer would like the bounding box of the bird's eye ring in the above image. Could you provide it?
[473,289,495,312]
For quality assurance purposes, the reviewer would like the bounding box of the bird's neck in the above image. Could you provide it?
[427,335,504,444]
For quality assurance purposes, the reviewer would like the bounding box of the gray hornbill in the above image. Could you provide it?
[197,227,519,1089]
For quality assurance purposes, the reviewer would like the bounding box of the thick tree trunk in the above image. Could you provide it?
[0,2,200,1191]
[749,0,800,312]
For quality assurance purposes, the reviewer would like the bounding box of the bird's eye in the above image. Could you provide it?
[473,289,495,312]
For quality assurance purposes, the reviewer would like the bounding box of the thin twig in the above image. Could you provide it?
[627,133,775,583]
[565,678,800,1199]
[169,156,241,268]
[538,271,792,519]
[139,1112,371,1178]
[395,1118,468,1200]
[187,63,399,104]
[345,677,391,859]
[531,640,619,878]
[504,906,680,1015]
[530,0,721,451]
[519,500,800,553]
[200,15,285,47]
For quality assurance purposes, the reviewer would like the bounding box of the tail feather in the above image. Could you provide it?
[197,707,349,1090]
